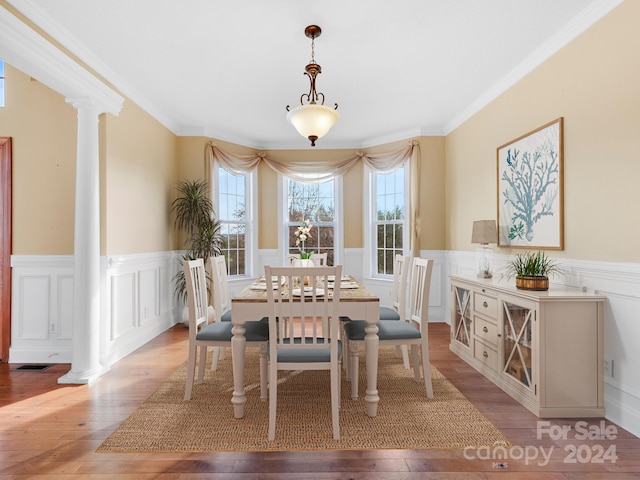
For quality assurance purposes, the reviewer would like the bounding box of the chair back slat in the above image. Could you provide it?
[211,256,231,321]
[391,254,411,317]
[265,265,342,359]
[406,257,434,328]
[183,258,209,338]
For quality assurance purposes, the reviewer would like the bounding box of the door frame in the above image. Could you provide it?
[0,137,12,362]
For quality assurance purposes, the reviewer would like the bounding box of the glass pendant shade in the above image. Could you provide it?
[286,104,340,143]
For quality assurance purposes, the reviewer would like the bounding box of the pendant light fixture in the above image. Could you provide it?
[286,25,340,147]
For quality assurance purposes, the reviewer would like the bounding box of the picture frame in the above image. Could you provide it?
[497,117,564,250]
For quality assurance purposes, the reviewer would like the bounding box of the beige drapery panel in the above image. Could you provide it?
[206,139,421,255]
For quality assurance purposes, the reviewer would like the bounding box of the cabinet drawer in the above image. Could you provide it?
[474,317,497,346]
[474,340,497,371]
[474,292,497,318]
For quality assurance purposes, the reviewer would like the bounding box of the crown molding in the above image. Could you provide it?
[7,0,172,130]
[0,4,122,115]
[6,0,623,146]
[443,0,624,135]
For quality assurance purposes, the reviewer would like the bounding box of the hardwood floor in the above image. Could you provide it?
[0,322,638,479]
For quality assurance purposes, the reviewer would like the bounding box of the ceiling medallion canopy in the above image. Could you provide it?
[286,25,340,147]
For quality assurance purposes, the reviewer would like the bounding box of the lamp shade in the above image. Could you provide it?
[286,104,340,141]
[471,220,498,245]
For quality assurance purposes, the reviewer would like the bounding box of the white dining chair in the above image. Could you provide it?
[343,257,434,399]
[264,264,343,440]
[209,255,232,368]
[382,254,411,369]
[183,258,269,401]
[343,253,411,381]
[380,254,410,320]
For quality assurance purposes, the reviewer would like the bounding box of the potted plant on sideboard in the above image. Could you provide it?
[503,250,563,291]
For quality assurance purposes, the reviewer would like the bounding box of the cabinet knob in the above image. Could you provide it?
[483,301,488,308]
[483,326,488,333]
[483,351,488,358]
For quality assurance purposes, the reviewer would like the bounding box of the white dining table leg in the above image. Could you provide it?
[363,303,380,417]
[231,322,246,418]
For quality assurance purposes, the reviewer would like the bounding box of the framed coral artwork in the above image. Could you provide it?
[497,117,564,249]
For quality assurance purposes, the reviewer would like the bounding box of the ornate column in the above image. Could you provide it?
[58,98,106,384]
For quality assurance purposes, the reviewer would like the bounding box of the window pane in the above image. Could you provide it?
[218,166,247,275]
[384,250,394,275]
[394,224,403,248]
[374,166,406,275]
[287,178,335,265]
[227,250,238,275]
[377,249,385,275]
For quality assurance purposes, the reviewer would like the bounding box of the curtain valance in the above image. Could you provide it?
[206,139,421,255]
[208,140,418,182]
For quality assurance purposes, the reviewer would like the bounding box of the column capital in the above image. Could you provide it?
[65,97,103,115]
[0,6,123,116]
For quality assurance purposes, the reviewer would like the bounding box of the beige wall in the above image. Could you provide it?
[0,64,180,256]
[0,65,77,254]
[446,0,640,262]
[5,0,632,261]
[417,136,446,250]
[103,100,178,255]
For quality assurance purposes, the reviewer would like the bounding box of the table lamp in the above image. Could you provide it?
[471,220,498,278]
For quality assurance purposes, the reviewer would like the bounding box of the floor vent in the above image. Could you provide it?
[14,364,52,371]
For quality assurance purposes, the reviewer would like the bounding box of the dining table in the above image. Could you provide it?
[230,273,381,419]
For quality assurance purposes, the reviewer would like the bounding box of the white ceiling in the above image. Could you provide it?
[9,0,619,149]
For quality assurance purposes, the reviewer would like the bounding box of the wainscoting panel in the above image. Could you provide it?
[110,271,136,340]
[10,255,74,363]
[10,252,180,367]
[103,252,180,366]
[139,267,159,325]
[57,275,74,339]
[18,275,49,340]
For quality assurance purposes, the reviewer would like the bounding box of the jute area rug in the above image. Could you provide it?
[97,349,510,452]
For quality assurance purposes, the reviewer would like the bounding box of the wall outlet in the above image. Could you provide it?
[604,359,614,378]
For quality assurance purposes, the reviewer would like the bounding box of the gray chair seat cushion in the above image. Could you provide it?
[379,306,401,321]
[344,319,421,341]
[269,337,342,363]
[196,320,269,342]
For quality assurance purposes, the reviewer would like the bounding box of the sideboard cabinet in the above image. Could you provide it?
[450,275,605,418]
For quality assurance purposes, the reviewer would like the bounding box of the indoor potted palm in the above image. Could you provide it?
[171,179,223,305]
[503,250,563,291]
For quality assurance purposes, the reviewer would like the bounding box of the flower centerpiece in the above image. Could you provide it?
[294,219,314,259]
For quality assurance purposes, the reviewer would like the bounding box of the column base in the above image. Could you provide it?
[57,365,110,385]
